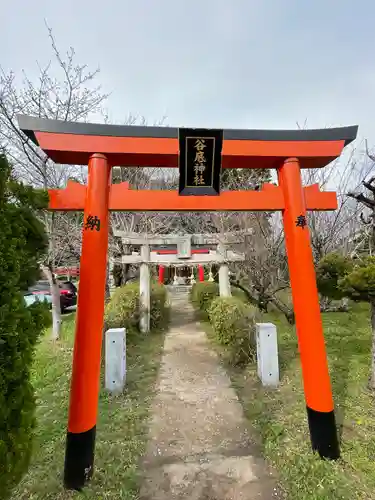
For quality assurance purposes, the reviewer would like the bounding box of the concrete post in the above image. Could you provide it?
[218,243,231,297]
[189,267,196,285]
[105,328,126,393]
[108,259,115,288]
[255,323,279,387]
[219,264,231,297]
[173,266,178,286]
[140,244,150,333]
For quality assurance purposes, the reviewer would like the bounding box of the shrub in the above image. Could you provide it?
[208,296,256,366]
[104,283,140,335]
[104,281,170,335]
[190,282,219,317]
[339,256,375,302]
[316,252,353,300]
[0,154,50,499]
[150,282,170,331]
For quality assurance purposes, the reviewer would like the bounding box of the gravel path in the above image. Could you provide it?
[140,292,280,499]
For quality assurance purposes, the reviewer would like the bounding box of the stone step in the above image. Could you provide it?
[166,285,192,294]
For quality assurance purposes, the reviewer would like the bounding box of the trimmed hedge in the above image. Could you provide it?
[104,281,170,335]
[208,296,256,366]
[190,282,219,318]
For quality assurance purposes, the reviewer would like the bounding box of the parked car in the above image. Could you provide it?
[23,292,52,308]
[28,280,77,312]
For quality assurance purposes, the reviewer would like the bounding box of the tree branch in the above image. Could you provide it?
[347,192,375,210]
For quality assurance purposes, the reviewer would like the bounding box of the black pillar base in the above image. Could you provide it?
[64,426,96,490]
[306,407,340,460]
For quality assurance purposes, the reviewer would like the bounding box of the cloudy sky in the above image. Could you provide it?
[2,0,375,145]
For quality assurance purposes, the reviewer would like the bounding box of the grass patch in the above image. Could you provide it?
[11,312,164,499]
[228,302,375,500]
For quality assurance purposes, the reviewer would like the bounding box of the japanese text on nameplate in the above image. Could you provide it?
[193,138,207,186]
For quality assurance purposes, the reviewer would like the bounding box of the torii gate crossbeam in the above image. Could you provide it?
[17,114,358,491]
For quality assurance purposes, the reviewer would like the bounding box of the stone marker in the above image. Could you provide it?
[105,327,126,394]
[255,323,279,387]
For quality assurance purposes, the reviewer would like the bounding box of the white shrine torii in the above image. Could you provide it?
[110,231,249,332]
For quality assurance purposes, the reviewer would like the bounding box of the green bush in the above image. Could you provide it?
[150,281,170,331]
[316,252,353,300]
[104,281,170,335]
[190,282,219,317]
[339,256,375,302]
[0,154,50,499]
[104,283,140,334]
[208,296,256,366]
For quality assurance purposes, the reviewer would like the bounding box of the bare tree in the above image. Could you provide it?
[301,145,372,262]
[229,212,295,322]
[0,23,109,339]
[109,161,178,285]
[294,120,369,260]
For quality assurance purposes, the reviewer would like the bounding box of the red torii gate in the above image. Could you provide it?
[18,115,357,490]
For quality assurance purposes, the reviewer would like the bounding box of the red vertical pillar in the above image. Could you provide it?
[158,265,165,284]
[64,154,112,489]
[198,264,204,282]
[278,157,339,459]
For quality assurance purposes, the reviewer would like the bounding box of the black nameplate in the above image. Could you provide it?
[178,128,223,196]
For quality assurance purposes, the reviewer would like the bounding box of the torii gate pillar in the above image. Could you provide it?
[198,264,205,282]
[158,265,165,284]
[278,158,339,459]
[64,154,111,489]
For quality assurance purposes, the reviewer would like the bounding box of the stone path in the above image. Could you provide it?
[140,293,280,500]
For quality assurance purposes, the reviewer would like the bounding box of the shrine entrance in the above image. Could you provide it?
[18,115,358,490]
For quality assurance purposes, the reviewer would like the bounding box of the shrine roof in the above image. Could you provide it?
[17,115,358,169]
